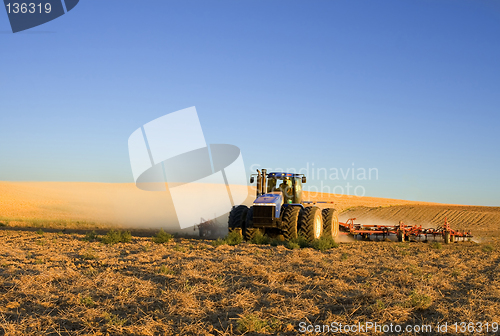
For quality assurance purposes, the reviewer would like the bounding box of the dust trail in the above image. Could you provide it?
[471,236,491,243]
[335,234,356,243]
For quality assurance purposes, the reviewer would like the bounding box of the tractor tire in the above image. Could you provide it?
[299,206,323,242]
[228,205,248,239]
[281,206,301,241]
[322,208,339,238]
[444,232,450,244]
[244,207,263,241]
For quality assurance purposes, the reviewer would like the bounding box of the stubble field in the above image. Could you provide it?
[1,182,499,335]
[0,230,499,335]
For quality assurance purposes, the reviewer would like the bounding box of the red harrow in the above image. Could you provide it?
[338,217,472,244]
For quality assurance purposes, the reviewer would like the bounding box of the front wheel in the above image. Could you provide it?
[228,205,248,239]
[244,206,264,241]
[299,206,323,242]
[281,206,301,241]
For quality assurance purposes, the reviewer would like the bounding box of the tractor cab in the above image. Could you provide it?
[250,170,306,204]
[266,172,303,204]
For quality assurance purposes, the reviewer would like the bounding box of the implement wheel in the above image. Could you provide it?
[228,205,248,239]
[444,231,450,244]
[299,206,323,242]
[322,208,339,238]
[397,231,405,242]
[281,206,301,241]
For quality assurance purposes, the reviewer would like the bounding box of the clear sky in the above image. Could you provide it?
[1,0,499,206]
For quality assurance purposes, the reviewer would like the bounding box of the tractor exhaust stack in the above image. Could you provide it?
[256,170,262,197]
[261,169,267,195]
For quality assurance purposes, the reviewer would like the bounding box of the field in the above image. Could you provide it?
[0,231,499,335]
[1,182,499,335]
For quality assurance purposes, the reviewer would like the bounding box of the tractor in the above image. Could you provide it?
[227,169,339,241]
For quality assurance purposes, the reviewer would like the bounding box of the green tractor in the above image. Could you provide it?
[228,169,339,241]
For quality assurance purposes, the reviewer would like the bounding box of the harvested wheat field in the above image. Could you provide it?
[0,230,499,335]
[1,181,500,335]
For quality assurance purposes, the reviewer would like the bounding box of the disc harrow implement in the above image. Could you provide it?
[339,217,472,243]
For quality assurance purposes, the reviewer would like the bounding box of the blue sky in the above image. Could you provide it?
[0,0,499,205]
